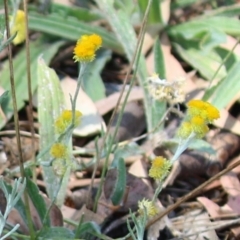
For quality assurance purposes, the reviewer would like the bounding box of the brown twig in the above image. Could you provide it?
[146,157,240,229]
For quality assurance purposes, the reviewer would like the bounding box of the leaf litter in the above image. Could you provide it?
[1,1,240,239]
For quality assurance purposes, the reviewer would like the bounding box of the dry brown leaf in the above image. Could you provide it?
[171,209,218,240]
[128,158,148,178]
[61,205,76,220]
[214,109,240,135]
[128,158,149,183]
[60,77,106,136]
[229,156,240,175]
[220,172,240,198]
[198,172,240,237]
[95,88,144,116]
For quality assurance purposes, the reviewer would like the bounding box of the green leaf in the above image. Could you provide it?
[162,138,216,155]
[4,182,28,227]
[202,46,240,101]
[0,40,65,130]
[38,227,74,239]
[154,38,165,79]
[168,17,240,41]
[152,38,166,131]
[138,0,162,23]
[50,3,102,22]
[0,91,10,114]
[205,4,240,17]
[171,0,199,10]
[26,178,50,227]
[211,61,240,109]
[83,49,111,101]
[0,32,17,52]
[37,58,69,206]
[172,42,227,80]
[75,221,100,239]
[28,12,123,54]
[188,139,216,155]
[111,158,126,206]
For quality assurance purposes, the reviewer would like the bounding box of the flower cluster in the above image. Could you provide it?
[138,198,158,217]
[10,10,26,45]
[147,73,185,104]
[178,100,220,139]
[50,143,68,159]
[149,156,172,180]
[54,110,82,134]
[50,142,70,176]
[73,34,102,62]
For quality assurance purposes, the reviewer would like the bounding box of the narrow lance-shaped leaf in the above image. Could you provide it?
[152,38,166,131]
[37,58,70,206]
[111,158,127,206]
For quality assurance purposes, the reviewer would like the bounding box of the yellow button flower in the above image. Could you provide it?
[54,110,82,134]
[73,34,102,62]
[149,156,172,180]
[138,199,158,217]
[10,10,26,45]
[187,99,220,123]
[177,121,192,139]
[50,143,68,159]
[190,116,209,138]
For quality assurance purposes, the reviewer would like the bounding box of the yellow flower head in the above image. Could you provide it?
[73,34,102,62]
[54,110,82,134]
[190,116,209,138]
[10,10,26,45]
[88,34,102,50]
[187,100,220,123]
[149,156,172,180]
[50,143,68,159]
[177,121,192,139]
[177,100,219,139]
[138,199,158,217]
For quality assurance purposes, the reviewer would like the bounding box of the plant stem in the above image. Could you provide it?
[23,0,37,183]
[93,0,153,212]
[3,2,35,238]
[71,63,86,125]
